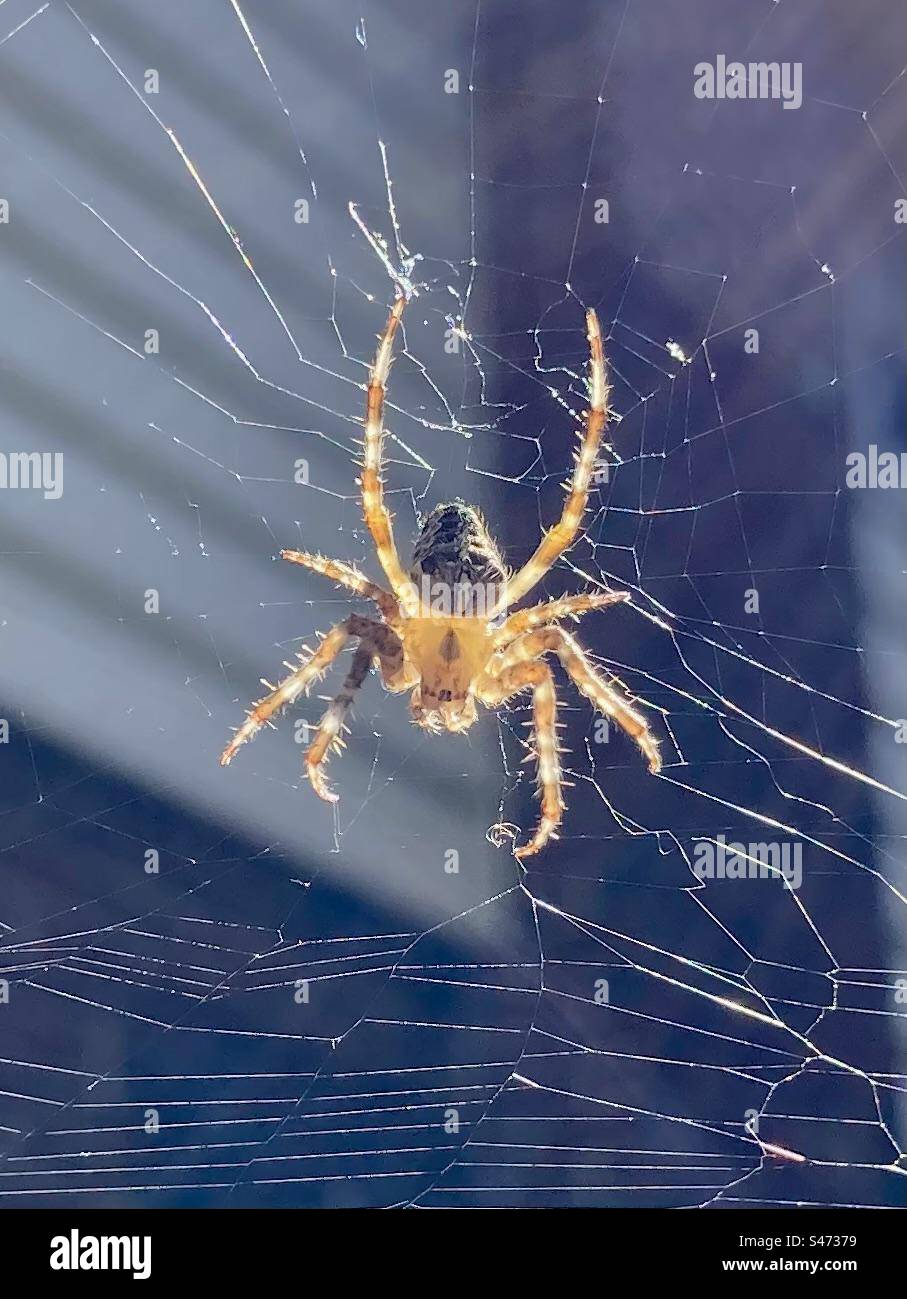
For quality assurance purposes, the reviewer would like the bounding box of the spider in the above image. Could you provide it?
[220,297,661,857]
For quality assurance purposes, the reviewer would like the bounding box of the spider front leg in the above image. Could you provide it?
[498,626,661,774]
[219,613,380,768]
[477,661,565,859]
[490,309,609,618]
[360,297,420,617]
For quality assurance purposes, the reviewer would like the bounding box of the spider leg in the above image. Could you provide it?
[361,297,420,616]
[304,642,375,802]
[374,637,420,694]
[496,626,661,774]
[280,549,400,626]
[304,625,415,801]
[493,589,628,649]
[219,613,381,767]
[477,661,564,858]
[490,309,609,617]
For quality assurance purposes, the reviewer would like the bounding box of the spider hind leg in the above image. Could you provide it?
[220,614,388,769]
[499,626,661,774]
[304,642,374,802]
[306,625,413,800]
[477,661,566,858]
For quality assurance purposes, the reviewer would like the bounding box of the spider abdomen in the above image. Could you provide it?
[410,501,507,616]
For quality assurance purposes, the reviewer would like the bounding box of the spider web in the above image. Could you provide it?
[0,0,905,1209]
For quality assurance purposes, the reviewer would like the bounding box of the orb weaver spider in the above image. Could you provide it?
[221,297,660,857]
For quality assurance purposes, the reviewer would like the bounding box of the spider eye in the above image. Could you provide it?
[438,689,453,702]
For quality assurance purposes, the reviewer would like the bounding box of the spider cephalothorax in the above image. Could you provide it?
[221,297,661,857]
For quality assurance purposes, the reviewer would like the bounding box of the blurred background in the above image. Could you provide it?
[0,0,904,1207]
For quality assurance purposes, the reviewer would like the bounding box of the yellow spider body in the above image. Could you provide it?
[404,614,490,732]
[221,298,660,857]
